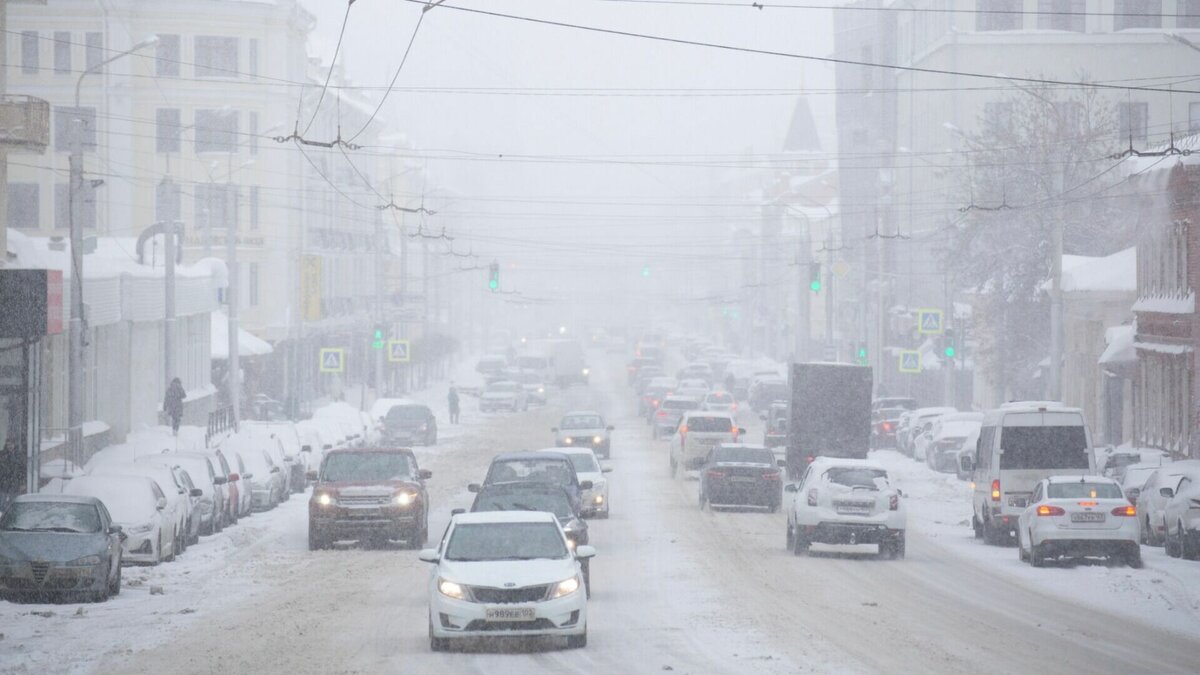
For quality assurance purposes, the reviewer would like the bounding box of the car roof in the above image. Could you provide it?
[326,446,416,457]
[1045,475,1118,485]
[479,481,571,495]
[494,451,570,462]
[682,410,735,420]
[12,493,103,506]
[452,510,559,525]
[562,410,603,418]
[715,443,769,451]
[809,457,887,473]
[545,447,598,459]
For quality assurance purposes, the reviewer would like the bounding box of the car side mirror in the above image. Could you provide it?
[156,498,167,510]
[551,427,559,433]
[784,484,799,493]
[1160,487,1175,499]
[213,476,228,485]
[108,524,123,535]
[606,425,615,431]
[777,458,787,469]
[306,470,318,481]
[190,488,203,497]
[418,549,440,563]
[301,445,312,453]
[243,473,254,480]
[271,466,280,473]
[419,469,433,480]
[574,545,597,560]
[468,483,481,493]
[579,480,594,490]
[602,467,613,474]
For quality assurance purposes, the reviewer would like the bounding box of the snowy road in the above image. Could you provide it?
[5,357,1200,674]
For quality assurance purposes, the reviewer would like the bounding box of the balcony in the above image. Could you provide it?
[0,95,50,153]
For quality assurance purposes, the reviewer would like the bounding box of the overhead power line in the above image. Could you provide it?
[582,0,1200,18]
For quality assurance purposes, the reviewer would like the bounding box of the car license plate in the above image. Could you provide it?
[485,607,535,621]
[1070,512,1105,523]
[836,505,872,515]
[731,476,756,483]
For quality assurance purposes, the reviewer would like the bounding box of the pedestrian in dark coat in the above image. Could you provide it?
[164,377,186,434]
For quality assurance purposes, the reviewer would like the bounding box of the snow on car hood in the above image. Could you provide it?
[0,531,111,563]
[559,427,604,436]
[437,557,577,589]
[482,391,516,400]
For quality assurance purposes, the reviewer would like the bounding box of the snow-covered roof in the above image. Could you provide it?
[1099,324,1136,366]
[5,230,217,280]
[1059,247,1136,293]
[210,310,273,359]
[1133,292,1195,314]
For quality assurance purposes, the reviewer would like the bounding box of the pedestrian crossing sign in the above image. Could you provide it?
[899,350,922,374]
[387,340,411,363]
[319,348,344,373]
[917,308,944,335]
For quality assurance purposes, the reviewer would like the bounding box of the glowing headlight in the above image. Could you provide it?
[552,576,581,598]
[566,538,577,551]
[438,578,466,600]
[582,368,590,376]
[67,555,102,566]
[592,436,603,444]
[593,494,605,505]
[563,437,573,444]
[393,491,416,506]
[316,493,334,507]
[129,523,155,535]
[538,387,545,394]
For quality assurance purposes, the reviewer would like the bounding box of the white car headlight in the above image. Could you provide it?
[394,491,416,506]
[593,494,605,505]
[129,522,155,535]
[438,578,466,600]
[563,437,574,444]
[552,576,581,598]
[592,436,603,444]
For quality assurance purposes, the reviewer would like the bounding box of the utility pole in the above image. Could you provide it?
[1048,168,1065,401]
[164,211,178,392]
[374,207,384,397]
[225,163,240,427]
[824,230,835,359]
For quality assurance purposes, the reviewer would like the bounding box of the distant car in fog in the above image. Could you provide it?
[553,411,613,458]
[479,380,529,413]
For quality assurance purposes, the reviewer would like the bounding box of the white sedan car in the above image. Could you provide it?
[553,448,612,518]
[1017,476,1142,568]
[785,458,906,558]
[420,511,594,651]
[64,475,178,565]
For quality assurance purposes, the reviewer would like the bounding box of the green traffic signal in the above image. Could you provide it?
[944,345,956,358]
[810,279,822,292]
[488,278,499,290]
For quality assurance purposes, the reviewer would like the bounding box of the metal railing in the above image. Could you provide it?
[206,406,236,447]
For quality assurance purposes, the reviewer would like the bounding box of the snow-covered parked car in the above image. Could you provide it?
[87,460,195,555]
[64,475,178,565]
[1135,463,1195,546]
[1159,462,1200,559]
[1017,476,1142,568]
[314,402,372,447]
[226,437,286,511]
[785,458,906,558]
[419,511,594,651]
[924,412,983,473]
[241,421,305,495]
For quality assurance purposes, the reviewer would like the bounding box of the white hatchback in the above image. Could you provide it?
[420,511,594,651]
[1016,476,1142,568]
[785,458,907,558]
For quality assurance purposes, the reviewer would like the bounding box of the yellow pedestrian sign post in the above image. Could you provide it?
[917,308,944,335]
[899,350,922,374]
[387,340,411,363]
[319,348,344,373]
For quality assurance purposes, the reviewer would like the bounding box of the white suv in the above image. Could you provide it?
[669,411,738,477]
[785,458,906,558]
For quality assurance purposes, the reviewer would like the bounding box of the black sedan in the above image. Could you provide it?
[0,494,124,602]
[698,444,783,512]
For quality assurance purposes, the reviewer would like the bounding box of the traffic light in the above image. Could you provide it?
[943,328,957,359]
[372,325,385,350]
[641,265,651,278]
[809,263,822,293]
[856,342,868,365]
[488,261,500,291]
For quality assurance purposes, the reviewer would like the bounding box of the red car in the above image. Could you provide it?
[308,447,432,550]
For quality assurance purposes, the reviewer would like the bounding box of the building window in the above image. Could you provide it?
[1180,0,1200,28]
[1118,102,1149,143]
[54,106,97,152]
[156,108,182,153]
[20,31,39,74]
[194,36,238,78]
[54,182,96,230]
[194,183,238,231]
[249,111,259,155]
[977,0,1022,31]
[84,32,103,72]
[156,34,180,77]
[1037,0,1085,31]
[1114,0,1162,30]
[8,183,40,230]
[156,179,181,224]
[248,38,259,77]
[194,109,238,153]
[249,185,260,230]
[53,31,71,74]
[248,263,259,306]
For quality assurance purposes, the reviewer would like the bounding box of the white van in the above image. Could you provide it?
[963,403,1096,545]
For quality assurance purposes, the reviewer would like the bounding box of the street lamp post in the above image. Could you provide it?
[68,35,157,463]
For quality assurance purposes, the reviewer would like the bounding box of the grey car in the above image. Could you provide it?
[0,494,124,602]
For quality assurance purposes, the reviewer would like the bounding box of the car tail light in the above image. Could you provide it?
[1111,505,1136,517]
[652,399,660,408]
[881,422,894,433]
[762,470,781,481]
[1036,505,1065,516]
[991,479,1001,501]
[807,488,818,506]
[731,403,738,411]
[889,494,899,511]
[656,409,667,417]
[706,469,725,479]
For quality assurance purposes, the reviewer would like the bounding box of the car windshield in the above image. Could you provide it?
[1046,482,1123,499]
[385,406,428,422]
[823,467,889,490]
[444,522,569,561]
[567,453,600,474]
[561,415,602,429]
[489,458,574,486]
[516,357,548,369]
[713,448,774,464]
[0,502,102,533]
[474,490,573,519]
[489,382,518,393]
[685,416,733,432]
[662,399,699,411]
[706,393,733,404]
[321,452,414,481]
[999,426,1090,470]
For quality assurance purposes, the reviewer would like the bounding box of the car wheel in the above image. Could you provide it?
[698,488,707,510]
[792,528,810,556]
[1030,541,1047,567]
[893,534,906,559]
[165,529,177,562]
[786,521,794,549]
[566,629,588,649]
[177,524,187,554]
[972,514,983,540]
[669,456,677,478]
[214,512,223,533]
[308,528,328,551]
[429,619,450,652]
[1018,531,1029,562]
[1126,546,1144,569]
[93,580,110,603]
[1140,516,1151,545]
[109,560,121,595]
[1181,523,1199,561]
[1166,525,1183,558]
[982,516,1002,546]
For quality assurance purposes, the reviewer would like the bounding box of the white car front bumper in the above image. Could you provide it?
[429,589,587,639]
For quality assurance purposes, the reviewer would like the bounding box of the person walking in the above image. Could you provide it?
[448,385,461,425]
[164,377,187,435]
